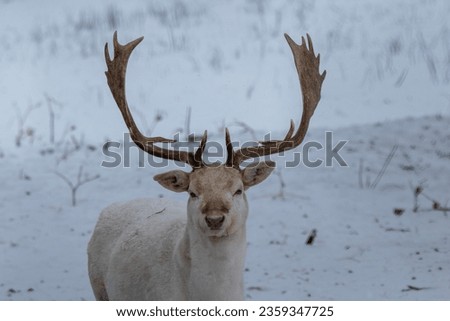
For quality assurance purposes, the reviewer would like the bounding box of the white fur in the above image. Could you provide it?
[88,165,273,301]
[88,197,247,300]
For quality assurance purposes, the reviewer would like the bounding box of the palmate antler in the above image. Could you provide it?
[104,32,325,170]
[226,34,326,168]
[104,31,207,168]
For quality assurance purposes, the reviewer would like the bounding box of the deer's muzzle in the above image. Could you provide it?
[205,215,225,230]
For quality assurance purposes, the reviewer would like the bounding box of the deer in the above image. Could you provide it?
[87,31,326,301]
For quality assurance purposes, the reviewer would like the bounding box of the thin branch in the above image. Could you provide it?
[305,229,317,245]
[416,207,450,213]
[185,106,192,142]
[370,145,398,189]
[56,133,83,164]
[131,107,163,137]
[358,158,364,189]
[229,120,258,141]
[55,165,100,206]
[55,171,75,190]
[44,93,63,145]
[409,181,449,214]
[272,170,286,200]
[14,102,41,147]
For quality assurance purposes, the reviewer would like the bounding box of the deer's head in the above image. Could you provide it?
[104,32,325,237]
[154,163,273,237]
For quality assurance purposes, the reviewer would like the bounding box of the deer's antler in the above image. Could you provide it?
[105,32,325,170]
[226,33,326,168]
[105,32,206,168]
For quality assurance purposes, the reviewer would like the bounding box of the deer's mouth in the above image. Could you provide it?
[206,229,229,239]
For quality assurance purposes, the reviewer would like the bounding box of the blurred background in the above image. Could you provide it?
[0,0,449,300]
[1,0,449,144]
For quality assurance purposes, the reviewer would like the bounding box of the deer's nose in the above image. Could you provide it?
[205,215,225,230]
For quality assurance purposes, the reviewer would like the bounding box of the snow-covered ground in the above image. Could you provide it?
[1,0,449,300]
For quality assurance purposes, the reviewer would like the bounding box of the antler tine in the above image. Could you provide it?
[193,130,208,167]
[225,128,237,168]
[230,33,326,168]
[105,32,205,168]
[286,33,326,141]
[283,119,296,141]
[259,119,295,147]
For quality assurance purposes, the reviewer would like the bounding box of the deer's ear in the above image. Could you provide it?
[154,170,190,193]
[241,161,275,188]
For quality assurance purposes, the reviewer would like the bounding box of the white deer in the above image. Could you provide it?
[88,31,325,300]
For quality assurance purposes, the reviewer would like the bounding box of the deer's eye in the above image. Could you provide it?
[234,189,243,196]
[189,192,198,198]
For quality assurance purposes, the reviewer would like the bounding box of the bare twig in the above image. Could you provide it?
[131,108,164,137]
[44,93,63,145]
[56,133,84,164]
[272,170,287,200]
[55,165,100,206]
[358,158,364,189]
[15,102,41,147]
[185,106,192,142]
[305,229,317,245]
[401,285,431,292]
[177,106,201,142]
[410,182,449,214]
[412,184,422,212]
[229,120,258,141]
[55,123,76,147]
[416,207,450,213]
[149,110,164,137]
[370,145,398,189]
[385,227,410,233]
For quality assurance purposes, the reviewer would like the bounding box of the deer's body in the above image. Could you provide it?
[88,198,247,300]
[88,32,325,301]
[88,199,186,300]
[89,167,252,301]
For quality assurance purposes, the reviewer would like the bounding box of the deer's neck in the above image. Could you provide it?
[176,223,247,300]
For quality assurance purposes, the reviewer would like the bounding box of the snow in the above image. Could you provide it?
[1,0,449,300]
